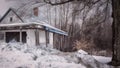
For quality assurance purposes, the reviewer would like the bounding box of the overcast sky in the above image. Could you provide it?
[0,0,16,17]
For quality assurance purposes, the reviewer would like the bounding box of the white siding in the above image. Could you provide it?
[27,29,36,46]
[39,30,46,44]
[49,32,53,48]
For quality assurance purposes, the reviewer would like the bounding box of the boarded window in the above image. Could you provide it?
[33,7,38,16]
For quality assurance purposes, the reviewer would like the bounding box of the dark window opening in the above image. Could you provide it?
[22,32,27,43]
[33,7,38,16]
[6,32,20,43]
[10,17,13,22]
[6,32,27,43]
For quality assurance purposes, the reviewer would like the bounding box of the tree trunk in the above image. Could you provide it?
[111,0,120,66]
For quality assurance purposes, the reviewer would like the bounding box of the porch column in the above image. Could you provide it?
[45,31,49,47]
[4,32,6,43]
[20,27,22,43]
[53,33,55,48]
[35,29,39,45]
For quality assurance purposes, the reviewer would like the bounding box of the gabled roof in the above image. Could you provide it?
[0,8,24,23]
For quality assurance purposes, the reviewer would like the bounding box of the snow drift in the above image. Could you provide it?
[0,42,118,68]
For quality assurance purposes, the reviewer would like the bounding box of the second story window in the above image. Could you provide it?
[33,7,38,16]
[10,17,13,22]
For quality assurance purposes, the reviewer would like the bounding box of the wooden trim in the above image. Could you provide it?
[45,30,48,47]
[0,30,27,32]
[35,29,39,45]
[0,28,44,31]
[4,32,6,42]
[53,33,57,48]
[20,29,22,43]
[53,33,55,48]
[45,31,47,47]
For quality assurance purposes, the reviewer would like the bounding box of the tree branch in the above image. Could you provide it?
[44,0,75,6]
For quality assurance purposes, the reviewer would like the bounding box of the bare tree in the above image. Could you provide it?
[109,0,120,66]
[43,0,112,52]
[45,0,120,66]
[7,0,120,65]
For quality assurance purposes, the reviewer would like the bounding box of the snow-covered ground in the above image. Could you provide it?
[0,42,119,68]
[93,56,112,64]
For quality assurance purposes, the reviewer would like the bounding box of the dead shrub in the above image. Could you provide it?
[73,40,112,56]
[74,40,95,52]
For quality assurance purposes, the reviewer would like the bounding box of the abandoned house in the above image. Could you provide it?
[0,8,68,48]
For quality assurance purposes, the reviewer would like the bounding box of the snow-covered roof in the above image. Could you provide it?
[0,23,36,27]
[0,22,68,36]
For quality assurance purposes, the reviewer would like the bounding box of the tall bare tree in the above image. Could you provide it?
[8,0,120,65]
[110,0,120,66]
[44,0,112,51]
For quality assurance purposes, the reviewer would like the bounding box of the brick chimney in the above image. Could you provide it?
[33,7,38,16]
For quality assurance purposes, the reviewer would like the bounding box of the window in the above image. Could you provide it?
[5,32,27,43]
[33,7,38,16]
[10,17,13,22]
[6,32,20,43]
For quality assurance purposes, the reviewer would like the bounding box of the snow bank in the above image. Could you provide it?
[0,43,37,68]
[37,62,86,68]
[76,50,115,68]
[37,55,67,63]
[0,43,119,68]
[93,56,112,64]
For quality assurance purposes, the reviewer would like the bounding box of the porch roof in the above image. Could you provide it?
[0,22,68,36]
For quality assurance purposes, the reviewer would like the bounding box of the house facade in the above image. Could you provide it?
[0,8,68,48]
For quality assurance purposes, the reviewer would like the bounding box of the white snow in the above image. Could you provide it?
[93,56,112,64]
[0,42,118,68]
[77,50,112,64]
[78,49,88,55]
